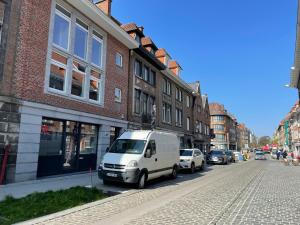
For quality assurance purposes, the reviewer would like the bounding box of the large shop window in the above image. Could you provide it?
[38,118,99,177]
[53,5,70,51]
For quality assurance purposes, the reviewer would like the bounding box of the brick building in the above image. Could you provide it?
[0,0,139,183]
[209,103,237,150]
[0,0,211,184]
[237,123,250,150]
[121,23,211,151]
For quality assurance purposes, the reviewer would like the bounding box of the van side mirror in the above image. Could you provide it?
[106,147,109,153]
[145,148,151,158]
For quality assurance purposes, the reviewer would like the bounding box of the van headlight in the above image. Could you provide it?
[127,160,138,168]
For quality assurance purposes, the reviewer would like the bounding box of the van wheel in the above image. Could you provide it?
[103,179,109,185]
[200,161,205,170]
[190,163,195,174]
[137,173,147,189]
[170,166,177,179]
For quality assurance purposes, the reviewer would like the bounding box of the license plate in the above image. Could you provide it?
[106,172,117,177]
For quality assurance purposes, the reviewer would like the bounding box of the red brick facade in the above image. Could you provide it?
[3,0,129,120]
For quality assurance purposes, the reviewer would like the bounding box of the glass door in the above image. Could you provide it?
[63,121,80,171]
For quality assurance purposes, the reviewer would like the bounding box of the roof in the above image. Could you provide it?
[155,48,170,58]
[121,22,144,37]
[120,130,152,140]
[189,82,200,94]
[202,95,208,109]
[141,37,158,50]
[169,60,182,70]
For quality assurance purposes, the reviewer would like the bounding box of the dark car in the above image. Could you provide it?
[225,151,234,163]
[208,150,228,164]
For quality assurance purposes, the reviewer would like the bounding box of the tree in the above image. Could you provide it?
[258,136,271,146]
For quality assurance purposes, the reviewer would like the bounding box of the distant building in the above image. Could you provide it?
[209,103,237,150]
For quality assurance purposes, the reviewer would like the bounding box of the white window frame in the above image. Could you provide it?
[71,61,86,99]
[74,20,89,61]
[89,68,102,103]
[91,33,104,69]
[187,117,190,131]
[52,6,71,52]
[115,88,122,103]
[186,96,190,107]
[115,52,123,67]
[49,57,68,94]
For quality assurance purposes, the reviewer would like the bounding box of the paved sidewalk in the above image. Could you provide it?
[0,172,128,201]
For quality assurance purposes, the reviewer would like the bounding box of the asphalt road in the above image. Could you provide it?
[23,158,300,225]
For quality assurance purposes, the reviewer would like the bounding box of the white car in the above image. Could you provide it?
[179,149,205,173]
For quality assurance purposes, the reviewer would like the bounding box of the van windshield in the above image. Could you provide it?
[108,139,146,154]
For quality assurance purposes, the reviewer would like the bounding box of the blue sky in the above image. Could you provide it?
[112,0,298,137]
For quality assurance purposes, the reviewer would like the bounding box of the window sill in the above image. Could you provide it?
[46,88,104,107]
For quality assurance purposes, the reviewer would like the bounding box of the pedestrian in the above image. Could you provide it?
[291,152,294,159]
[276,150,280,160]
[282,150,288,159]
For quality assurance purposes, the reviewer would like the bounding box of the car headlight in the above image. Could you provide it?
[127,160,138,168]
[186,159,191,162]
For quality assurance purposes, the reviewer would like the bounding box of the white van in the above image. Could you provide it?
[98,130,180,188]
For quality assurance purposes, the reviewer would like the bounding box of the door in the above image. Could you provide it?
[63,121,79,172]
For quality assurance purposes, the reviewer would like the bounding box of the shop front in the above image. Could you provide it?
[37,118,98,177]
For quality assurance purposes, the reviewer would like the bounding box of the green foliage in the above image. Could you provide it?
[0,186,106,225]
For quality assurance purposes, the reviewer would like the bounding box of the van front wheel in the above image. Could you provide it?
[137,173,147,189]
[170,166,177,179]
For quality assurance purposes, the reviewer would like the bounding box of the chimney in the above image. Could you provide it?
[95,0,112,16]
[168,60,182,76]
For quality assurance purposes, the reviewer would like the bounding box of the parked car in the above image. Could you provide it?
[207,150,228,164]
[225,151,234,163]
[179,149,205,173]
[98,130,180,189]
[255,151,266,160]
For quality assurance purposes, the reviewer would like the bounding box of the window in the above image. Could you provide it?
[89,70,101,101]
[186,96,190,107]
[147,96,155,115]
[175,108,182,127]
[115,88,121,102]
[195,120,200,133]
[53,5,71,51]
[91,31,103,68]
[80,124,98,154]
[149,70,156,86]
[215,134,226,141]
[197,105,201,113]
[49,52,68,92]
[134,60,142,77]
[163,78,171,95]
[144,66,149,82]
[162,102,172,124]
[176,87,182,102]
[134,89,141,114]
[71,61,86,97]
[141,93,148,114]
[135,34,141,44]
[214,124,225,131]
[213,116,224,122]
[74,19,88,60]
[115,52,123,67]
[187,117,190,131]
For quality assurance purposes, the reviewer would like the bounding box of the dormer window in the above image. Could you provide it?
[135,34,141,44]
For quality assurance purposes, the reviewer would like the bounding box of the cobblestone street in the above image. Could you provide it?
[22,159,300,225]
